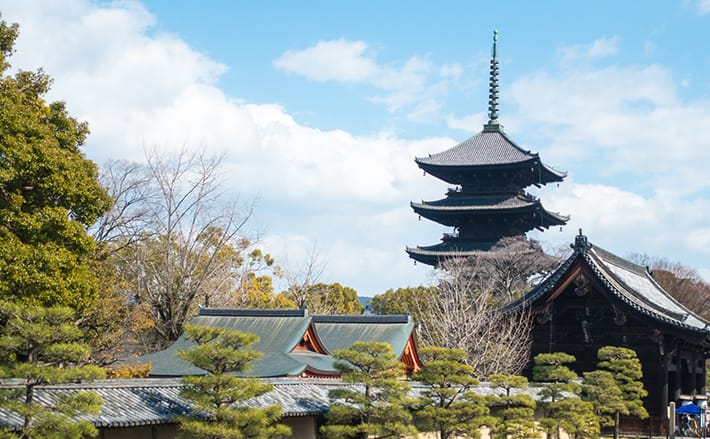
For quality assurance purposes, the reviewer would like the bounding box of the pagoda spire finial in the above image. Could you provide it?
[484,30,504,133]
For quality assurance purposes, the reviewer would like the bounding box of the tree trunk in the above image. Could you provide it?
[613,410,620,439]
[24,382,34,438]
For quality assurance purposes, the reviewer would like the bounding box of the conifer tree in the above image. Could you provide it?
[176,324,290,439]
[582,370,626,433]
[0,302,105,439]
[486,374,540,439]
[585,346,648,439]
[321,341,417,439]
[413,347,494,439]
[532,352,599,438]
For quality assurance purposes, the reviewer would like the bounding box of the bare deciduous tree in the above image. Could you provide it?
[281,242,326,308]
[414,254,534,378]
[101,149,268,350]
[478,237,559,303]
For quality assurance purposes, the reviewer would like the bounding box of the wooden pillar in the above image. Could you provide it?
[661,355,670,419]
[674,355,681,401]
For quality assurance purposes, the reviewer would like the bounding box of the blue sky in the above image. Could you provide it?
[1,0,710,296]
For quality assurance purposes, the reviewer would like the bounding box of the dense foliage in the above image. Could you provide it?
[0,303,105,439]
[412,347,493,439]
[321,341,416,439]
[0,19,111,310]
[533,352,598,439]
[176,324,290,439]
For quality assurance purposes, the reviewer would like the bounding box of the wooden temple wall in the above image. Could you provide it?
[528,268,707,423]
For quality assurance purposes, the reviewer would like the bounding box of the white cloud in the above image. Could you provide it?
[0,0,450,294]
[558,36,620,62]
[694,0,710,15]
[273,39,378,82]
[273,38,468,121]
[509,63,710,193]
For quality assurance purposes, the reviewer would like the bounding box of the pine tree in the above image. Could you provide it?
[0,302,105,439]
[532,352,585,438]
[582,370,626,432]
[176,324,290,439]
[321,341,417,439]
[586,346,648,439]
[487,374,540,439]
[412,347,494,439]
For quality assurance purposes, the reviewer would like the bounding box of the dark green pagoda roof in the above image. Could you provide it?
[133,308,420,378]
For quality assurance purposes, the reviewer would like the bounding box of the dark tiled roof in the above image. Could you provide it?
[412,194,535,211]
[585,245,709,332]
[199,308,307,317]
[503,237,710,337]
[416,131,535,166]
[0,378,556,430]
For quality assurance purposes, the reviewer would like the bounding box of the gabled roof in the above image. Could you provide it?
[504,232,710,340]
[135,309,421,378]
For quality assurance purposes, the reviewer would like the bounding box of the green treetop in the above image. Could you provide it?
[0,19,111,310]
[176,324,290,439]
[413,347,494,439]
[0,302,105,439]
[487,374,540,439]
[585,346,648,439]
[532,352,597,439]
[321,341,417,439]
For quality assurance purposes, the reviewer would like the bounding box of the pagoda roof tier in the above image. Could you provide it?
[411,193,569,228]
[415,130,566,186]
[406,240,499,266]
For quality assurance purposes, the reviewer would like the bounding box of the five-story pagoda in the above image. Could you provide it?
[406,31,569,266]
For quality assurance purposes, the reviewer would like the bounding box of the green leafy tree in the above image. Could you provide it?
[369,286,437,319]
[585,346,648,439]
[487,374,540,439]
[531,352,599,438]
[176,324,290,439]
[412,347,494,439]
[0,19,111,311]
[280,282,363,315]
[0,302,105,439]
[321,341,416,439]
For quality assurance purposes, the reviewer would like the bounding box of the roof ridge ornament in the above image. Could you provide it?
[571,228,591,253]
[484,30,504,133]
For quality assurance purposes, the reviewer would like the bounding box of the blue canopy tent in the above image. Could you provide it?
[676,404,702,415]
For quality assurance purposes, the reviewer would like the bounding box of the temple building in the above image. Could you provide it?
[407,31,568,266]
[136,308,422,378]
[505,231,710,434]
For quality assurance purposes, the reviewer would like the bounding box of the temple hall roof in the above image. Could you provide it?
[134,308,420,378]
[504,232,710,339]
